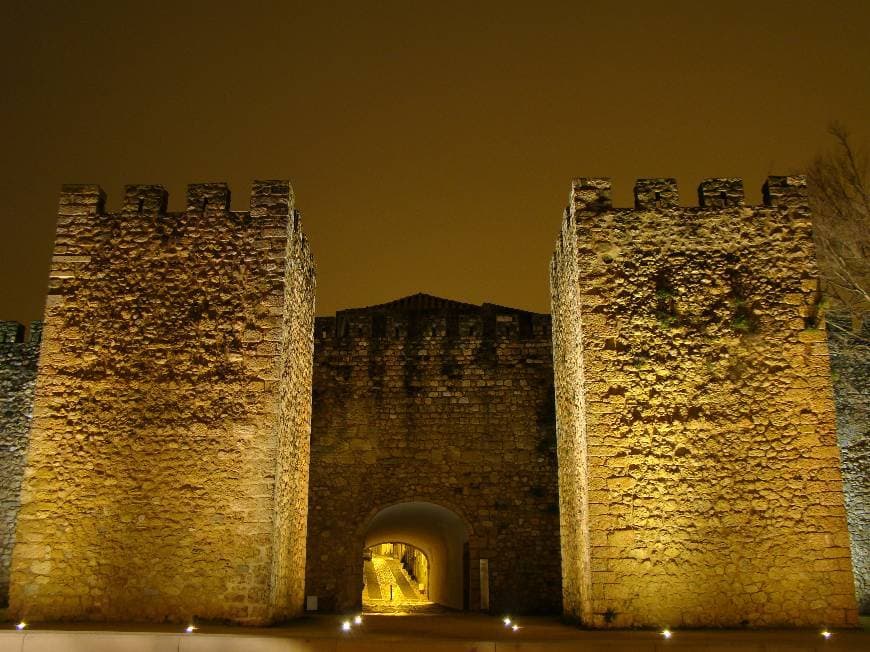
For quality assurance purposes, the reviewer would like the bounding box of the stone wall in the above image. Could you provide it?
[0,321,41,607]
[8,181,315,624]
[305,294,561,614]
[550,176,858,628]
[827,315,869,613]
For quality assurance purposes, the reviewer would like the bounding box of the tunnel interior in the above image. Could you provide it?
[363,542,430,610]
[361,501,470,612]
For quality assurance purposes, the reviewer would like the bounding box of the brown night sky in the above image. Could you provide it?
[1,1,868,323]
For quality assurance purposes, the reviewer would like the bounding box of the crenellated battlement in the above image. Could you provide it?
[315,294,551,344]
[58,180,306,220]
[186,182,231,213]
[49,180,312,302]
[762,175,808,206]
[0,321,23,344]
[122,185,168,215]
[634,178,679,209]
[698,177,745,207]
[0,321,42,346]
[569,175,807,214]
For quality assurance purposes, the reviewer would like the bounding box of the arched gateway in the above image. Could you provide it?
[361,501,470,611]
[303,294,562,614]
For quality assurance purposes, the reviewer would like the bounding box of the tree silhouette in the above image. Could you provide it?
[807,123,870,337]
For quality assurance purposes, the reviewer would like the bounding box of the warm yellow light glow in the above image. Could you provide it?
[15,622,26,631]
[821,630,832,639]
[503,617,511,626]
[185,625,197,633]
[512,624,519,632]
[662,628,672,639]
[341,620,352,631]
[354,615,363,625]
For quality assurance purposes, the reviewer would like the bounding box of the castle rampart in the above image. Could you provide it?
[305,294,562,613]
[550,176,858,627]
[8,181,315,624]
[0,171,865,627]
[0,321,41,607]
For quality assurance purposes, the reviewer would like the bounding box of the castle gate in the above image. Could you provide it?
[304,294,562,613]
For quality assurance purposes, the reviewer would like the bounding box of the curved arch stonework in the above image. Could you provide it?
[356,497,476,540]
[361,501,470,609]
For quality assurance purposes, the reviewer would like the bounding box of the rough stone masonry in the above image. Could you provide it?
[305,295,561,614]
[550,176,858,627]
[827,315,870,614]
[7,181,315,624]
[0,321,41,608]
[0,173,866,627]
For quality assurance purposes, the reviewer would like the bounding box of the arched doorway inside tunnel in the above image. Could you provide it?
[361,501,470,613]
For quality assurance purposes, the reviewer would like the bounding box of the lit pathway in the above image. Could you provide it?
[363,554,431,612]
[363,559,382,600]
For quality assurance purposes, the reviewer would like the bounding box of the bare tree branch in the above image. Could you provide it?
[807,123,870,335]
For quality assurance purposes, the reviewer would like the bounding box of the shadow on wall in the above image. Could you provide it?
[362,502,469,610]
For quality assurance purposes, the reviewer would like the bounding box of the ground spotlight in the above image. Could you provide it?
[821,630,832,639]
[185,625,197,633]
[503,616,511,626]
[341,620,352,632]
[15,622,26,631]
[354,615,363,625]
[512,624,519,632]
[661,628,672,639]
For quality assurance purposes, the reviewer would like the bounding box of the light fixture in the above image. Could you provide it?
[661,628,672,639]
[341,620,352,632]
[15,622,26,631]
[821,630,832,639]
[354,615,363,625]
[185,625,197,633]
[503,617,512,626]
[512,624,519,632]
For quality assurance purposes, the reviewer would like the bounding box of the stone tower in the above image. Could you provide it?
[8,181,315,624]
[550,176,858,627]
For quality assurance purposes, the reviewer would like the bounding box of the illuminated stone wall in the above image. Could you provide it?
[827,316,869,613]
[0,321,41,606]
[8,181,315,624]
[550,176,859,628]
[305,294,561,614]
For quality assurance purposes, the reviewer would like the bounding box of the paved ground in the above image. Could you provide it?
[1,614,868,651]
[379,556,422,601]
[362,560,382,600]
[363,554,433,613]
